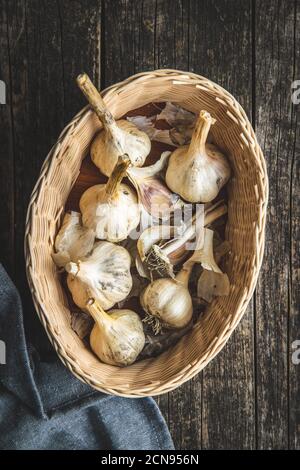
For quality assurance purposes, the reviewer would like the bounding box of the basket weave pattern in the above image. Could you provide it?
[25,70,268,396]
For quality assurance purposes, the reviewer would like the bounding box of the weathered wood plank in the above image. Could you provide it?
[103,0,156,87]
[58,0,102,121]
[0,1,14,277]
[255,0,297,450]
[189,0,255,450]
[4,0,65,349]
[288,0,300,451]
[5,0,102,351]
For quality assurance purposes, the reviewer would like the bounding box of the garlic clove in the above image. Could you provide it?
[87,298,145,367]
[135,253,151,280]
[166,110,231,203]
[197,270,230,303]
[188,228,222,273]
[127,151,183,219]
[77,74,151,177]
[80,155,140,243]
[65,241,132,311]
[52,211,95,268]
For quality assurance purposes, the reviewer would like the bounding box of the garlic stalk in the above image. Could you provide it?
[127,151,182,219]
[77,74,151,176]
[52,211,95,267]
[144,201,227,279]
[65,241,132,311]
[86,298,145,366]
[80,154,140,242]
[140,265,193,334]
[166,110,231,202]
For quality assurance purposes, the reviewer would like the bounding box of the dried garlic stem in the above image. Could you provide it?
[77,73,121,149]
[105,154,131,200]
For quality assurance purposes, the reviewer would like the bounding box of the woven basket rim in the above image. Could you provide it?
[24,68,268,396]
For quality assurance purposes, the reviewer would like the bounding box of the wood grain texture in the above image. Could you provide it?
[255,0,299,449]
[0,0,299,449]
[289,0,300,450]
[0,1,14,276]
[189,0,255,450]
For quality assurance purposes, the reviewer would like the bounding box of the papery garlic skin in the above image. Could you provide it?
[80,182,140,243]
[127,151,182,219]
[141,277,193,331]
[66,241,132,310]
[89,307,145,367]
[92,120,151,177]
[166,110,231,203]
[52,211,95,267]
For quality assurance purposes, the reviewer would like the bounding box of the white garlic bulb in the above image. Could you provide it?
[80,155,140,242]
[77,74,151,177]
[86,298,145,367]
[52,211,95,267]
[166,110,231,203]
[65,241,132,311]
[140,267,193,333]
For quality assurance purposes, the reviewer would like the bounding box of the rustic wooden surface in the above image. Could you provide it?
[0,0,299,449]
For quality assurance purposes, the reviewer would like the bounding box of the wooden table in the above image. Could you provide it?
[0,0,299,450]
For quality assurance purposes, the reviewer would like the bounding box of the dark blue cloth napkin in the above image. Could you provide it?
[0,265,174,450]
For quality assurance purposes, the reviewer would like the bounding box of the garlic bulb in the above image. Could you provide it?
[77,74,151,176]
[140,265,193,333]
[127,151,182,219]
[86,298,145,366]
[65,241,132,310]
[80,155,140,242]
[166,110,231,202]
[52,211,95,267]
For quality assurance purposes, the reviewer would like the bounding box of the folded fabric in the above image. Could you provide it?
[0,265,174,450]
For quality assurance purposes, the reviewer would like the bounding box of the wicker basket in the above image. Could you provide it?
[25,69,268,397]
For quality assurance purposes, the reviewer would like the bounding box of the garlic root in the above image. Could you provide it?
[144,202,227,279]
